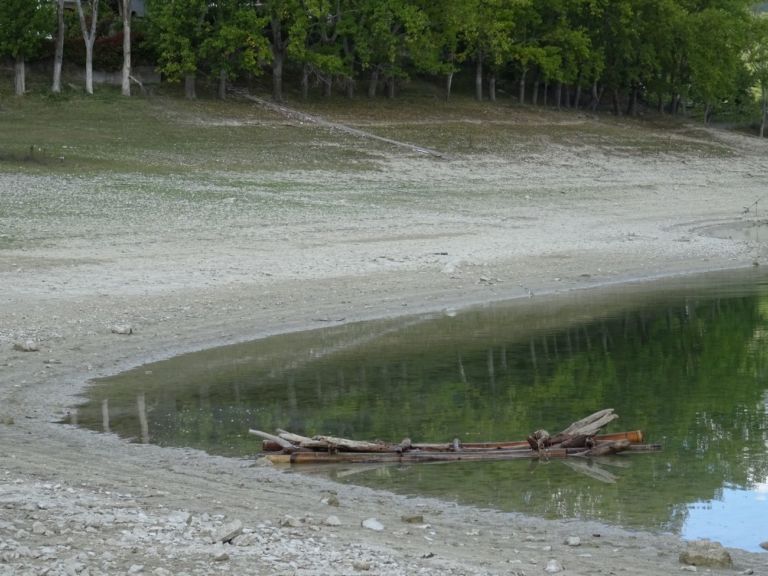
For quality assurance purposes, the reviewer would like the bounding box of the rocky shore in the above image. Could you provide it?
[2,116,768,575]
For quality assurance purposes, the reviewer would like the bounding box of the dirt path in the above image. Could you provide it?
[1,110,768,575]
[237,91,452,158]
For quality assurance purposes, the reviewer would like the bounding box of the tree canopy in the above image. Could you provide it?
[4,0,768,126]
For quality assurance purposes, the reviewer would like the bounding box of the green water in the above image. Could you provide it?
[70,270,768,552]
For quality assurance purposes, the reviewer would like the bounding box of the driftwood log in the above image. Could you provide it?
[253,409,659,465]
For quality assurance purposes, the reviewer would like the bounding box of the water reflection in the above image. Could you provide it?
[69,270,768,551]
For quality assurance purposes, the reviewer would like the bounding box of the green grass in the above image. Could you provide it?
[0,72,739,181]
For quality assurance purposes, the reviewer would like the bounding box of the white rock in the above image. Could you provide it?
[13,340,39,352]
[213,551,230,562]
[545,559,563,573]
[361,518,384,532]
[111,324,133,335]
[128,565,144,574]
[565,536,581,547]
[279,515,301,528]
[324,515,341,527]
[31,521,46,535]
[213,519,243,543]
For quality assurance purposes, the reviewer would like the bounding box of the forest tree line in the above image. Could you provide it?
[2,1,768,130]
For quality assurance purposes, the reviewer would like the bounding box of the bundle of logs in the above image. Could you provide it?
[250,408,661,465]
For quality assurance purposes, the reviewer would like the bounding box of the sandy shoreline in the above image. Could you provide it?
[3,112,768,574]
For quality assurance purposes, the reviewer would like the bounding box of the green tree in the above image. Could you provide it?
[258,0,303,101]
[687,4,750,123]
[745,15,768,136]
[287,0,346,99]
[459,0,519,101]
[0,0,55,96]
[202,0,271,99]
[146,0,210,99]
[353,0,430,99]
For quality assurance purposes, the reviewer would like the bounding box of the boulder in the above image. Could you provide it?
[679,540,732,568]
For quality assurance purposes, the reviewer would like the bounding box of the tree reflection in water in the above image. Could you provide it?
[70,271,768,551]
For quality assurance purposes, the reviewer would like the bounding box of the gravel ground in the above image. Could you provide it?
[2,107,768,575]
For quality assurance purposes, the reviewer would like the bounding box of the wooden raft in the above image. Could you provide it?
[250,408,662,465]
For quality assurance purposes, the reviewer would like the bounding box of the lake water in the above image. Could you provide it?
[69,269,768,552]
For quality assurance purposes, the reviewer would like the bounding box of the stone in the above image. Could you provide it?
[321,494,340,507]
[679,540,732,568]
[168,511,191,525]
[544,559,563,573]
[213,519,243,543]
[401,514,424,524]
[111,325,134,335]
[213,551,230,562]
[324,515,341,527]
[279,515,301,528]
[361,518,384,532]
[128,565,144,574]
[565,536,581,547]
[31,521,46,535]
[13,340,39,352]
[352,560,371,571]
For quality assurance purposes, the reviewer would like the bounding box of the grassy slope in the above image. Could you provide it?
[0,74,737,181]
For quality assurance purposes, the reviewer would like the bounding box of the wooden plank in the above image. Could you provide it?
[248,429,293,450]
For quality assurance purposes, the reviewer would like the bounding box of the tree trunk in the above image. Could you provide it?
[626,86,638,116]
[367,68,378,98]
[590,80,600,111]
[543,82,548,106]
[671,93,680,115]
[324,77,332,97]
[84,40,94,94]
[704,103,712,125]
[14,56,25,96]
[761,86,766,138]
[184,73,196,99]
[387,75,395,99]
[342,36,355,99]
[564,84,571,108]
[301,64,309,100]
[532,76,539,106]
[52,0,65,93]
[489,73,496,102]
[272,49,284,101]
[218,69,227,100]
[75,0,98,95]
[121,0,132,96]
[611,88,621,116]
[573,84,582,109]
[345,77,354,99]
[445,71,453,101]
[518,68,526,104]
[555,82,562,110]
[475,54,483,101]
